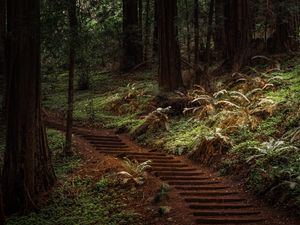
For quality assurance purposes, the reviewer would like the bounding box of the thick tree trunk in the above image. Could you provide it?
[224,0,251,71]
[3,0,56,214]
[269,0,299,53]
[121,0,143,72]
[158,0,183,91]
[65,0,78,155]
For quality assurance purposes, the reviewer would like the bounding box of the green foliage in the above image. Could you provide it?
[118,158,152,185]
[47,129,81,178]
[6,176,139,225]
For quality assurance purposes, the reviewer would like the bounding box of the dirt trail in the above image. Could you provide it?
[47,121,300,225]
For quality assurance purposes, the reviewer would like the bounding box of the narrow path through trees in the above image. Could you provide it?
[47,121,300,225]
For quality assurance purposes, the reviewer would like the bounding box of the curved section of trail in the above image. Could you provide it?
[47,122,300,225]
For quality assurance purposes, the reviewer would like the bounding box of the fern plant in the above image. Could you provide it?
[118,157,152,185]
[247,138,299,163]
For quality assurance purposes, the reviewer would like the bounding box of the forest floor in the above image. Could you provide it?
[42,55,300,216]
[0,55,300,224]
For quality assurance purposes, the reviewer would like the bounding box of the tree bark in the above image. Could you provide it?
[194,0,201,83]
[138,0,143,60]
[0,0,6,113]
[143,0,150,61]
[65,0,78,155]
[214,0,225,56]
[204,0,215,65]
[269,0,299,53]
[152,0,159,60]
[121,0,143,72]
[158,0,183,91]
[185,0,191,64]
[224,0,251,71]
[3,0,56,214]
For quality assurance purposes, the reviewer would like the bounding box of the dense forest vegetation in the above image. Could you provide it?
[0,0,300,224]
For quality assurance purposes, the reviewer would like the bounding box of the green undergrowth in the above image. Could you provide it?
[42,58,300,214]
[47,129,81,178]
[43,70,157,131]
[136,117,210,155]
[6,175,139,225]
[6,130,140,224]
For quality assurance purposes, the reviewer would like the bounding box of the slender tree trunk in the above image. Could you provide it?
[158,0,183,91]
[152,0,159,60]
[65,0,78,156]
[3,0,56,214]
[224,0,251,71]
[194,0,201,83]
[185,0,191,63]
[138,0,143,60]
[0,0,6,113]
[204,0,215,66]
[214,0,225,56]
[144,0,150,61]
[121,0,142,72]
[0,0,6,219]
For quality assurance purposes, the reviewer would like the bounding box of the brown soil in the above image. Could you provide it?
[46,118,300,225]
[69,129,196,225]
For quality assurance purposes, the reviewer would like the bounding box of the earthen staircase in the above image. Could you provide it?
[71,129,265,225]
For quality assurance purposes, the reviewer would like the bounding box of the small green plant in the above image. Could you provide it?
[118,158,152,185]
[247,138,299,163]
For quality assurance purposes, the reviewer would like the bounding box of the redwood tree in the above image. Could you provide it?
[269,0,299,53]
[224,0,251,71]
[214,0,225,56]
[65,0,78,155]
[2,0,56,214]
[120,0,143,72]
[0,0,6,112]
[157,0,183,91]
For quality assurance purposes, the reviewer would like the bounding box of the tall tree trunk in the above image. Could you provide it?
[204,0,215,65]
[143,0,150,61]
[152,0,159,60]
[214,0,225,56]
[0,0,6,113]
[0,0,6,219]
[269,0,299,53]
[65,0,78,155]
[3,0,56,214]
[185,0,191,63]
[138,0,143,60]
[224,0,251,71]
[194,0,201,83]
[121,0,142,72]
[158,0,183,91]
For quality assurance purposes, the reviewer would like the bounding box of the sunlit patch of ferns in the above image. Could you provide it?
[180,86,276,130]
[246,138,299,163]
[227,71,284,93]
[144,107,171,131]
[246,138,300,195]
[108,83,150,114]
[118,157,152,185]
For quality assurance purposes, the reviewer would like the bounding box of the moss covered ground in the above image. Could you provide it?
[42,58,300,214]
